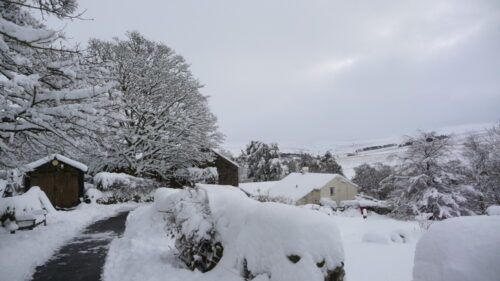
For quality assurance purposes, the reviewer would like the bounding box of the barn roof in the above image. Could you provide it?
[25,154,88,172]
[268,172,354,202]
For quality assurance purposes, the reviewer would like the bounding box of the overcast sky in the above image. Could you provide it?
[48,0,500,149]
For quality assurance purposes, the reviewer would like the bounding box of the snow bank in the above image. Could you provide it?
[0,203,136,281]
[413,216,500,281]
[0,186,56,216]
[201,184,345,281]
[362,231,389,244]
[93,172,156,202]
[104,185,345,281]
[486,205,500,216]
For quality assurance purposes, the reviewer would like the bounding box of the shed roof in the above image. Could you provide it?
[268,172,353,202]
[213,150,240,167]
[25,154,88,172]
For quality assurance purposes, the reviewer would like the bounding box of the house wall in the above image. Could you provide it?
[297,177,358,206]
[319,177,358,205]
[297,189,321,205]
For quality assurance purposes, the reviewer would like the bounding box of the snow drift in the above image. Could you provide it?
[104,184,345,281]
[413,215,500,281]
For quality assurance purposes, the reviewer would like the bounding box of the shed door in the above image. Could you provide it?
[54,172,79,208]
[30,173,55,202]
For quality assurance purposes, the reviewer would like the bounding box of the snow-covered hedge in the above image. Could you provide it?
[104,185,346,281]
[162,184,345,281]
[93,172,157,203]
[413,216,500,281]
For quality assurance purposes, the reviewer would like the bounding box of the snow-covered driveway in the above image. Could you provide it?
[0,203,136,281]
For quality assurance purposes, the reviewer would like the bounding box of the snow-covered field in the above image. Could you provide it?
[0,203,137,281]
[102,186,421,281]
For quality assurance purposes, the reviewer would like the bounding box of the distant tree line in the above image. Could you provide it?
[230,141,344,183]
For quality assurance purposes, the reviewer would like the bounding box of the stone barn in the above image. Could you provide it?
[212,151,239,187]
[23,154,87,208]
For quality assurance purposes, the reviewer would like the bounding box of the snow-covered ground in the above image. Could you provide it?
[0,203,137,281]
[337,210,421,281]
[102,186,421,281]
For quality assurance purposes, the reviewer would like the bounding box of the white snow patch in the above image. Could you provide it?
[413,215,500,281]
[486,205,500,216]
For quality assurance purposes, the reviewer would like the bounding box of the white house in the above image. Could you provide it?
[267,172,358,205]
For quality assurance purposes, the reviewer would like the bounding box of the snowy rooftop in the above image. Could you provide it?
[25,154,88,172]
[239,181,278,196]
[268,172,347,202]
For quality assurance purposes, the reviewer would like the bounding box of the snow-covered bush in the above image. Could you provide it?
[320,198,338,209]
[157,184,345,281]
[413,216,500,281]
[486,205,500,216]
[161,188,223,272]
[173,167,218,186]
[0,187,55,229]
[93,172,157,203]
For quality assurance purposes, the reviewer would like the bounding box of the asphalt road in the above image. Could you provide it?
[31,211,130,281]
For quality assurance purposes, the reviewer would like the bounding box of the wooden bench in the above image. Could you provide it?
[11,209,47,233]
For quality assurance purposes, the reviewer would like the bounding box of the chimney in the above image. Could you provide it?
[301,167,309,174]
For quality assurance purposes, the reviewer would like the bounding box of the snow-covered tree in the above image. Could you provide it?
[243,141,284,181]
[316,151,343,175]
[86,32,222,181]
[462,123,500,211]
[352,163,393,199]
[382,132,476,220]
[0,0,117,168]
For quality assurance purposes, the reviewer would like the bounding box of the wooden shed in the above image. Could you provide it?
[23,154,87,208]
[212,151,239,187]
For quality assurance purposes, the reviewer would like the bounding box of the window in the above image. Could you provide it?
[329,187,334,196]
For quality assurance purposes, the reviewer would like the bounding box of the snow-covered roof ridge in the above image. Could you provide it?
[25,154,88,172]
[268,172,347,202]
[212,150,240,167]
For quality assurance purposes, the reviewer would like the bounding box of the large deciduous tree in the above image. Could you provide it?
[87,32,222,181]
[0,0,117,168]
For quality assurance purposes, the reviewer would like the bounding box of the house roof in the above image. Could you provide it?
[239,181,278,196]
[268,172,351,202]
[25,154,88,172]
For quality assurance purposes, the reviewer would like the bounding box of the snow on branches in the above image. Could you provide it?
[0,0,119,168]
[86,32,222,180]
